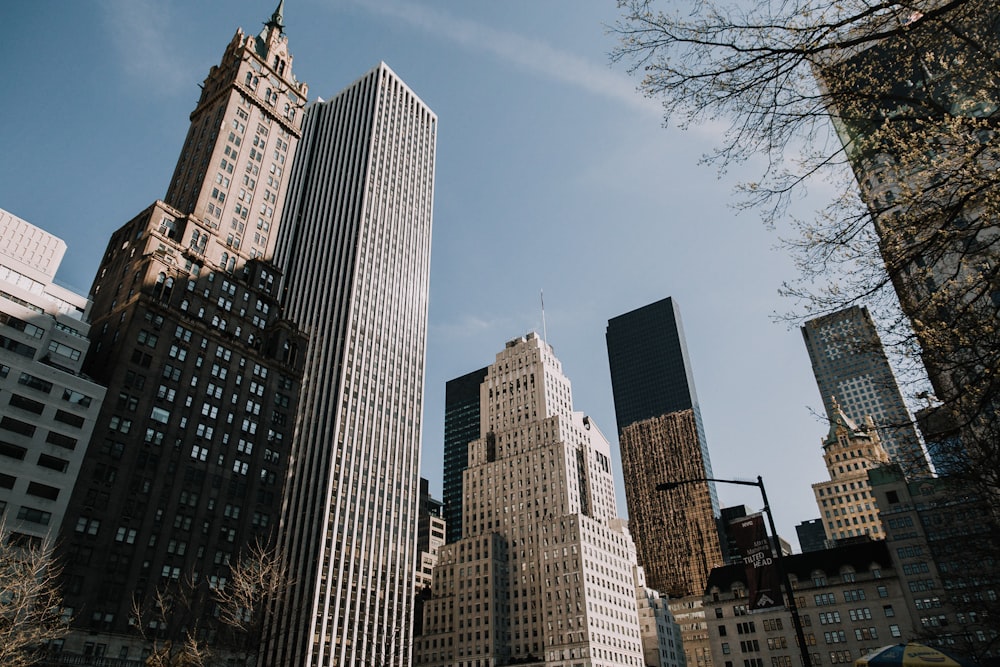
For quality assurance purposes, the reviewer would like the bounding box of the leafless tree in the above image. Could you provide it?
[611,0,999,657]
[214,538,288,666]
[612,0,1000,484]
[130,575,209,667]
[0,530,68,667]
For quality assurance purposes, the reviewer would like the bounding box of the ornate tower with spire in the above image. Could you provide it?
[811,401,891,543]
[163,0,307,262]
[56,3,309,661]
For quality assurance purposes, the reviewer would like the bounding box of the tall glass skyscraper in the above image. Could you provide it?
[802,306,930,476]
[605,296,722,598]
[264,62,436,667]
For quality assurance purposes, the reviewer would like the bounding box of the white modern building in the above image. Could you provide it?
[0,207,105,546]
[415,333,648,667]
[263,62,436,667]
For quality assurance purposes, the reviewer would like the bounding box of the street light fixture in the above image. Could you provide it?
[656,475,813,667]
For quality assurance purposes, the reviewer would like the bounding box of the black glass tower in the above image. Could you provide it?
[605,296,722,597]
[442,366,488,545]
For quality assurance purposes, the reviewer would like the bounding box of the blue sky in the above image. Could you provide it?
[1,0,842,546]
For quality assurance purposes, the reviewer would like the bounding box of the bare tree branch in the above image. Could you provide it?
[0,529,67,667]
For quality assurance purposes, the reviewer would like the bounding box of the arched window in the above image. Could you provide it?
[153,272,166,299]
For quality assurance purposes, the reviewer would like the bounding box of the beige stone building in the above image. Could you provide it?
[812,405,890,542]
[415,333,649,667]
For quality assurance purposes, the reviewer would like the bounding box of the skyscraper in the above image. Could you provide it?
[57,3,309,661]
[415,333,646,666]
[0,209,106,548]
[816,1,1000,478]
[802,306,930,476]
[263,62,436,667]
[606,296,723,667]
[605,297,722,598]
[442,365,488,544]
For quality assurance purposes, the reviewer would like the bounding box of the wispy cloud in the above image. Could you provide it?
[355,1,660,116]
[101,0,190,95]
[431,313,512,341]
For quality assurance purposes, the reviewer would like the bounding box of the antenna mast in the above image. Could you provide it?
[541,289,549,344]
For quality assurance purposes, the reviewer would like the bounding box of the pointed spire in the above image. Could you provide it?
[264,0,285,33]
[824,396,861,447]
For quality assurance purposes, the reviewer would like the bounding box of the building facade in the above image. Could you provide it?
[796,519,829,554]
[415,333,646,667]
[262,62,436,667]
[636,565,687,667]
[811,406,890,542]
[606,297,724,667]
[817,1,1000,482]
[869,465,999,660]
[802,306,929,477]
[705,542,911,667]
[444,366,489,545]
[55,5,308,661]
[0,209,106,547]
[416,477,447,592]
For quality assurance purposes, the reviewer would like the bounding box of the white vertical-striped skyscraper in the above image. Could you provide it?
[264,63,436,667]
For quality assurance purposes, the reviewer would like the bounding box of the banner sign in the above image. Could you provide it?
[729,513,783,611]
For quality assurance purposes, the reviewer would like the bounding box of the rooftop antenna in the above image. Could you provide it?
[540,289,548,344]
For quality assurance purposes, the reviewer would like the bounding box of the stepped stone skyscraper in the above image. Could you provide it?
[415,333,646,666]
[802,306,930,476]
[263,62,436,667]
[605,297,722,598]
[57,3,309,660]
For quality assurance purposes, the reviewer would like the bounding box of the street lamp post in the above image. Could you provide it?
[656,475,812,667]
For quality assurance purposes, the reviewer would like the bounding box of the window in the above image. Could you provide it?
[18,373,53,393]
[1,416,36,437]
[889,625,901,638]
[48,341,81,361]
[8,393,45,414]
[0,335,36,358]
[37,454,69,472]
[26,482,59,500]
[848,608,872,621]
[54,410,85,428]
[62,389,92,407]
[16,506,52,525]
[46,431,77,450]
